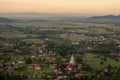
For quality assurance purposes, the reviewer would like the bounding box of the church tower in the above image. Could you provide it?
[69,54,76,65]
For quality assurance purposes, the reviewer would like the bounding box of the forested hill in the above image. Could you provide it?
[0,17,15,23]
[80,15,120,25]
[91,15,120,19]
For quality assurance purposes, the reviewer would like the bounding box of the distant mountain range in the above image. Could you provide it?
[91,15,120,19]
[1,14,120,25]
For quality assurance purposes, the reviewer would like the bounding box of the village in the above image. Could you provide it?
[0,33,120,80]
[0,20,120,80]
[0,0,120,79]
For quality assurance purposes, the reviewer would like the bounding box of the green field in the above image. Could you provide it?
[83,53,120,70]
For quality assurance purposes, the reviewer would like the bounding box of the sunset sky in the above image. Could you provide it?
[0,0,120,15]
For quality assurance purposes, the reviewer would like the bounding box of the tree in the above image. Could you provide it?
[25,58,32,64]
[100,61,104,65]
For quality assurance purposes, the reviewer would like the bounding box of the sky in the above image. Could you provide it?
[0,0,120,15]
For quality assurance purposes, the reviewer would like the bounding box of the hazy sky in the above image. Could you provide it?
[0,0,120,15]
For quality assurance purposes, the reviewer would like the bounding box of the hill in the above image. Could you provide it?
[0,17,15,23]
[80,15,120,25]
[91,15,120,19]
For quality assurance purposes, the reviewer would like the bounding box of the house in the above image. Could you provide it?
[61,58,67,62]
[4,62,14,73]
[75,73,83,77]
[18,60,24,64]
[6,66,14,73]
[65,65,72,71]
[71,41,79,45]
[28,64,41,70]
[110,53,120,57]
[31,55,36,58]
[49,64,57,70]
[87,47,92,50]
[78,64,82,69]
[57,75,67,80]
[28,64,40,68]
[15,49,21,53]
[35,66,41,70]
[27,74,43,78]
[48,50,54,54]
[61,33,68,38]
[4,62,11,68]
[42,43,48,48]
[38,47,43,53]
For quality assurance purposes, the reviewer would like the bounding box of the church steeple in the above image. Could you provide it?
[69,54,75,65]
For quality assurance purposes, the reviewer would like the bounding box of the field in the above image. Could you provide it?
[83,53,120,70]
[0,17,120,80]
